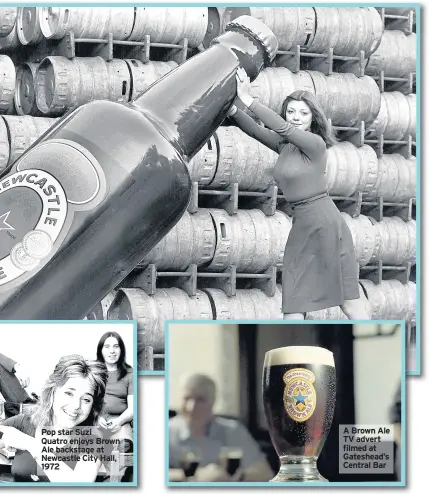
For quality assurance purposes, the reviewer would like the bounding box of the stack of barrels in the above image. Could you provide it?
[1,7,417,367]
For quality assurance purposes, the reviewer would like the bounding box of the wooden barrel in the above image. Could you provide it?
[108,287,213,352]
[0,55,15,114]
[341,213,379,266]
[250,67,297,113]
[106,59,131,103]
[366,92,416,140]
[372,216,415,265]
[0,116,9,171]
[15,62,45,116]
[377,154,415,202]
[308,7,383,57]
[0,7,17,37]
[187,135,218,185]
[40,7,134,40]
[17,7,44,45]
[36,56,110,115]
[366,31,416,78]
[207,209,292,272]
[142,209,216,270]
[204,286,282,319]
[308,71,380,126]
[125,60,177,100]
[131,7,208,47]
[1,115,57,165]
[210,126,277,191]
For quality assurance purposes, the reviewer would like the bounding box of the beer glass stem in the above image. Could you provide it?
[272,455,327,482]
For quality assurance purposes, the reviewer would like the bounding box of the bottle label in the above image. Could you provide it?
[0,169,67,284]
[0,139,106,287]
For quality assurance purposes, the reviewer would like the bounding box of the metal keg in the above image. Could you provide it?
[377,153,416,202]
[86,290,117,320]
[108,287,213,353]
[0,55,15,114]
[359,279,387,320]
[35,56,110,115]
[207,209,292,273]
[366,92,417,140]
[39,7,134,40]
[203,286,282,319]
[15,62,44,116]
[341,213,379,266]
[130,7,208,47]
[307,70,381,126]
[17,7,44,45]
[372,216,416,265]
[0,7,17,37]
[365,31,416,78]
[106,59,131,103]
[309,7,383,57]
[209,126,277,190]
[0,116,9,171]
[142,209,216,270]
[187,135,218,185]
[250,67,297,113]
[233,7,316,51]
[126,60,177,100]
[0,115,57,166]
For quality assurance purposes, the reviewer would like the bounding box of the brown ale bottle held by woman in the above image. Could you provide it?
[0,16,278,320]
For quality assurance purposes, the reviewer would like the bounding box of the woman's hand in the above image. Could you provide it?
[0,425,33,452]
[107,418,122,434]
[98,417,110,430]
[235,67,254,108]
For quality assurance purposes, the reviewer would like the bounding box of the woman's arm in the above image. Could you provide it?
[235,67,325,160]
[229,106,282,153]
[247,100,326,160]
[111,396,134,430]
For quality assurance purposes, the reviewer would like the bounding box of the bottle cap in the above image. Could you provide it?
[225,15,278,63]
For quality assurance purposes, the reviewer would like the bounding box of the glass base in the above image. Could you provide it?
[270,455,328,483]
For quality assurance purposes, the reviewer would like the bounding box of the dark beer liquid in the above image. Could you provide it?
[263,363,336,459]
[0,22,270,320]
[226,456,241,476]
[181,460,199,478]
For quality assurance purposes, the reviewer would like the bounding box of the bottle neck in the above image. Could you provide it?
[131,30,267,161]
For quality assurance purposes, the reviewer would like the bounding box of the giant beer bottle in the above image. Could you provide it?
[0,16,278,319]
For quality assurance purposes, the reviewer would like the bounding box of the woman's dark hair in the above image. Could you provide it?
[32,355,108,428]
[97,331,132,380]
[281,90,337,148]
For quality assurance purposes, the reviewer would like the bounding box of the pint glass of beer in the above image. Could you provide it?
[263,346,336,482]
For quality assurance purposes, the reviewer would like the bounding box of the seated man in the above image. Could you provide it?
[0,353,36,418]
[169,373,273,482]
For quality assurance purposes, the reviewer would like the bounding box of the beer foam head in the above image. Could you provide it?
[264,346,334,367]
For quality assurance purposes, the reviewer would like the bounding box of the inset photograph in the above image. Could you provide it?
[0,321,137,485]
[166,321,405,486]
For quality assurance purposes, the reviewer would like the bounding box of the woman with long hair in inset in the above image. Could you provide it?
[0,355,108,482]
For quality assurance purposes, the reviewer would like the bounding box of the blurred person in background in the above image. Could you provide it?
[169,373,273,482]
